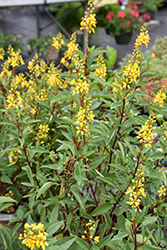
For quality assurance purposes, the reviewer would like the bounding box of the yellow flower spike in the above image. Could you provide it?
[52,32,65,50]
[80,0,96,35]
[137,113,156,148]
[126,167,146,210]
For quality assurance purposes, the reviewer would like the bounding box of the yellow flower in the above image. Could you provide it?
[137,113,156,148]
[20,222,48,250]
[154,90,166,107]
[157,185,167,197]
[52,32,65,50]
[80,0,96,34]
[94,236,100,244]
[151,52,155,58]
[126,167,146,209]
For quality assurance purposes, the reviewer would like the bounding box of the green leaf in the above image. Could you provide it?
[22,165,34,186]
[89,72,105,85]
[0,202,15,212]
[117,141,125,161]
[55,236,77,250]
[16,208,24,220]
[91,203,113,216]
[0,122,16,127]
[142,216,157,226]
[47,221,64,236]
[106,45,117,68]
[71,189,85,213]
[0,196,17,203]
[36,182,53,199]
[106,129,116,146]
[135,207,147,225]
[18,137,25,147]
[25,119,41,124]
[76,237,91,250]
[51,92,72,104]
[97,176,116,188]
[90,155,107,169]
[74,164,82,186]
[107,230,130,244]
[1,175,13,184]
[0,225,12,250]
[149,151,164,160]
[98,234,113,249]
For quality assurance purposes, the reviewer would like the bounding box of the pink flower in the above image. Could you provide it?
[142,13,151,21]
[133,4,138,10]
[143,97,149,101]
[145,81,153,88]
[130,11,139,17]
[148,88,153,94]
[126,20,131,26]
[106,12,115,19]
[117,11,126,18]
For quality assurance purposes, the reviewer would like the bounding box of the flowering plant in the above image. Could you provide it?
[1,1,167,250]
[95,4,144,37]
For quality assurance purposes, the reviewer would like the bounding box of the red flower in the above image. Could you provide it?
[117,11,126,18]
[106,12,115,19]
[143,97,149,101]
[143,13,151,21]
[147,88,153,94]
[126,20,131,26]
[130,11,139,17]
[145,81,153,88]
[133,4,138,10]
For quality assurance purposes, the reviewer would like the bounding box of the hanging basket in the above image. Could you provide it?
[115,32,133,45]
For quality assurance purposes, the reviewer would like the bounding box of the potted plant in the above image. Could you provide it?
[95,4,144,44]
[145,0,163,19]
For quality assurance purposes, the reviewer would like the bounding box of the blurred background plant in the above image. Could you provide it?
[95,3,143,37]
[0,32,23,59]
[145,0,163,13]
[27,33,68,59]
[120,35,167,113]
[49,2,84,34]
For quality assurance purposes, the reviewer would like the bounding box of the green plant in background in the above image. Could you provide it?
[1,1,167,249]
[145,0,163,12]
[27,33,68,59]
[50,2,84,34]
[120,35,167,112]
[0,32,23,59]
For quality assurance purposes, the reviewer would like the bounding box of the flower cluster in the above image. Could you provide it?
[60,32,79,67]
[137,113,156,148]
[8,150,22,164]
[95,54,107,81]
[35,124,50,143]
[80,0,96,34]
[126,167,146,210]
[81,220,100,244]
[19,223,48,250]
[52,32,65,50]
[154,84,167,107]
[95,3,143,36]
[75,104,94,135]
[112,25,149,94]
